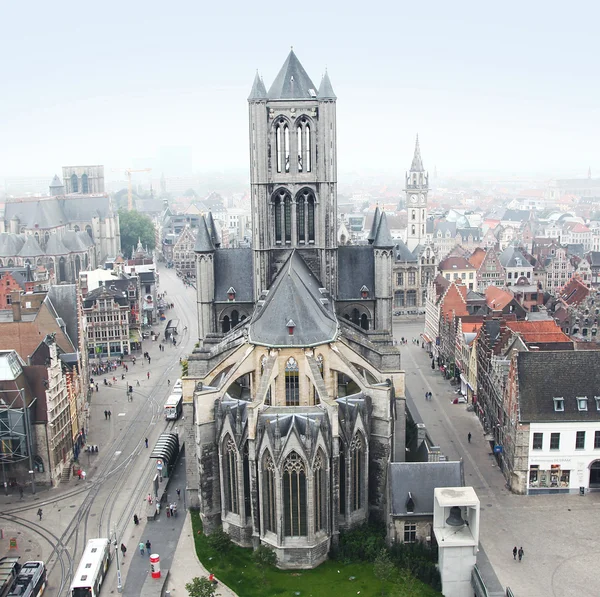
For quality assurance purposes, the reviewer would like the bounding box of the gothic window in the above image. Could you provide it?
[283,452,307,536]
[260,355,267,375]
[314,450,326,532]
[297,126,303,172]
[223,435,239,514]
[304,123,311,172]
[34,232,40,244]
[412,210,416,220]
[59,256,66,282]
[352,308,360,326]
[243,443,251,518]
[316,354,324,377]
[297,197,305,242]
[361,313,369,330]
[81,173,89,194]
[411,225,416,235]
[339,449,346,514]
[262,453,276,533]
[44,231,50,247]
[231,310,239,327]
[74,225,80,232]
[71,173,78,193]
[75,255,81,276]
[350,433,364,511]
[285,357,299,405]
[284,196,292,242]
[222,315,231,333]
[394,291,405,308]
[272,189,291,243]
[86,225,93,240]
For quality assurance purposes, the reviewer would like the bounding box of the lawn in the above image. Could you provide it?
[190,512,441,597]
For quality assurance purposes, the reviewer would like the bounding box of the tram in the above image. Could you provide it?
[70,538,111,597]
[6,561,46,597]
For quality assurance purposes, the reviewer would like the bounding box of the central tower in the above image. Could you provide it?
[405,136,429,252]
[248,50,338,299]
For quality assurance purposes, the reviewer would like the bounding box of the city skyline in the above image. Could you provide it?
[1,1,598,179]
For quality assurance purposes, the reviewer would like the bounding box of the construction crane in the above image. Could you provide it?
[112,168,152,211]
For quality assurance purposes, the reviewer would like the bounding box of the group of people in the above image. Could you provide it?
[513,546,524,561]
[103,410,112,420]
[424,391,433,401]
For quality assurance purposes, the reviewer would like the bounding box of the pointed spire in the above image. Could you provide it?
[248,70,268,101]
[49,174,63,188]
[410,135,424,172]
[367,206,381,245]
[317,70,336,99]
[373,212,394,248]
[267,50,317,100]
[194,216,215,253]
[207,211,221,248]
[588,166,592,179]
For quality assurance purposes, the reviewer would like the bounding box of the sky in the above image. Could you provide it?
[1,0,598,180]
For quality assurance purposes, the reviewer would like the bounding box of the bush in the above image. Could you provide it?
[207,528,232,554]
[335,522,386,563]
[252,544,277,570]
[388,542,441,591]
[185,576,216,597]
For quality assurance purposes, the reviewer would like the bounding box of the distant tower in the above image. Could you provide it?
[588,166,592,179]
[194,217,216,343]
[160,172,167,195]
[49,174,64,196]
[248,51,338,299]
[405,136,429,252]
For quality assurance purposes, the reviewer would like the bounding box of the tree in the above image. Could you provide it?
[207,528,232,554]
[252,544,277,582]
[185,577,216,597]
[373,548,397,596]
[118,209,156,258]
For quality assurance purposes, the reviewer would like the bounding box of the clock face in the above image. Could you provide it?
[419,193,425,203]
[410,194,418,204]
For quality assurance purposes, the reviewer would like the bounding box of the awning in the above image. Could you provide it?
[150,433,180,466]
[129,329,142,343]
[421,333,433,343]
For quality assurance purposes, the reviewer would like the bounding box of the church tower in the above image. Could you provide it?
[405,136,429,252]
[248,50,338,299]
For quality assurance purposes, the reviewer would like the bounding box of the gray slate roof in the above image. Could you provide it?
[518,351,600,422]
[395,239,417,262]
[214,249,254,302]
[457,227,482,242]
[498,246,532,268]
[317,71,336,99]
[45,234,70,255]
[410,135,425,172]
[0,234,25,257]
[62,230,94,253]
[249,251,337,347]
[18,235,45,258]
[435,221,457,237]
[373,212,394,248]
[248,72,268,100]
[47,285,79,348]
[49,174,63,188]
[337,246,375,300]
[194,216,215,252]
[267,50,318,100]
[207,212,221,247]
[389,461,463,516]
[367,207,380,244]
[502,209,531,223]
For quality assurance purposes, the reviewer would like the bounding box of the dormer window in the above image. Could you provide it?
[360,285,369,299]
[227,287,236,301]
[405,492,415,513]
[286,319,296,336]
[577,397,588,411]
[553,397,564,412]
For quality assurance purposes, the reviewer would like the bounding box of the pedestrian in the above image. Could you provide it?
[139,542,145,556]
[121,543,127,558]
[137,380,140,387]
[518,547,524,561]
[19,486,23,499]
[513,546,517,560]
[96,383,99,392]
[108,410,112,419]
[176,488,181,500]
[145,438,149,448]
[146,539,151,553]
[148,357,151,364]
[425,392,428,400]
[468,432,472,444]
[147,371,150,380]
[133,514,139,525]
[104,410,108,420]
[37,508,42,520]
[167,379,170,386]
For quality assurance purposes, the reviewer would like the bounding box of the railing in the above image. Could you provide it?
[471,565,507,597]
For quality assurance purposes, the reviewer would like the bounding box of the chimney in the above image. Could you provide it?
[11,290,22,322]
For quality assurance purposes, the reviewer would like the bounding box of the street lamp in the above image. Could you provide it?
[112,526,123,593]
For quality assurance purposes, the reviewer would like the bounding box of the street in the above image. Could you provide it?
[395,318,600,597]
[0,267,199,597]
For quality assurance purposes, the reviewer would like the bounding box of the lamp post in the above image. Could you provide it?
[112,526,123,593]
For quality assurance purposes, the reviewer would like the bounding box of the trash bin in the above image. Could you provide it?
[580,486,585,496]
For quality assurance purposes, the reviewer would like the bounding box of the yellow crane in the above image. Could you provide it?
[112,168,153,211]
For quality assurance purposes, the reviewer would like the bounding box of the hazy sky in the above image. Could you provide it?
[1,0,598,179]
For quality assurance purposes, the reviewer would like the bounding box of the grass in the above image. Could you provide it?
[190,511,441,597]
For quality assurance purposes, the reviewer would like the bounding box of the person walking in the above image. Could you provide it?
[104,410,108,420]
[120,543,127,558]
[167,379,170,386]
[147,371,150,380]
[513,546,518,560]
[96,383,99,392]
[468,432,472,444]
[145,539,151,554]
[145,438,149,448]
[19,486,23,499]
[139,542,145,556]
[37,508,42,520]
[176,488,181,500]
[133,514,139,525]
[108,410,112,419]
[518,547,524,562]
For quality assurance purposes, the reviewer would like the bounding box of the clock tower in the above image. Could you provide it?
[405,135,429,252]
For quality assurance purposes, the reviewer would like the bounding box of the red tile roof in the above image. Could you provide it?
[468,248,487,270]
[441,282,468,321]
[439,255,475,271]
[559,276,590,306]
[506,320,572,344]
[485,285,514,310]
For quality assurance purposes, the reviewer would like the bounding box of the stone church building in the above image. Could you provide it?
[184,51,405,569]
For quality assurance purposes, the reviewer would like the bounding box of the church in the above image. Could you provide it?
[183,51,405,569]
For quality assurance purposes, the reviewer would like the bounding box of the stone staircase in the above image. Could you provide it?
[60,464,72,484]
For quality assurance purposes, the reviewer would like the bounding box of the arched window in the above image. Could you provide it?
[59,256,66,282]
[231,310,239,327]
[316,354,324,378]
[360,313,369,330]
[222,315,231,333]
[314,450,326,533]
[84,254,89,269]
[223,435,239,514]
[81,173,89,194]
[44,231,50,247]
[284,196,292,242]
[36,258,42,266]
[74,225,80,232]
[75,255,81,276]
[352,308,360,327]
[262,453,276,533]
[272,189,291,244]
[350,434,364,511]
[71,173,78,193]
[283,452,307,537]
[260,355,267,375]
[285,357,299,405]
[296,189,315,244]
[34,232,40,244]
[411,225,416,235]
[86,225,93,240]
[295,118,311,173]
[7,259,14,267]
[275,120,290,173]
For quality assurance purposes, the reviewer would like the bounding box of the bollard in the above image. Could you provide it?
[150,553,161,578]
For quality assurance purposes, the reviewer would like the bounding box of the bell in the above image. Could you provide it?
[446,506,465,527]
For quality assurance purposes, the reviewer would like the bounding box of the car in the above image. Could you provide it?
[142,332,150,339]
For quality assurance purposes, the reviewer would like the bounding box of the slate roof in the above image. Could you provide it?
[425,219,434,234]
[194,216,215,252]
[435,220,457,237]
[395,239,417,263]
[49,175,63,188]
[457,227,481,242]
[83,285,129,308]
[367,207,380,244]
[498,246,532,268]
[249,251,337,347]
[18,235,45,258]
[587,251,600,266]
[214,249,254,302]
[337,246,375,300]
[45,234,70,255]
[62,230,94,253]
[439,255,475,271]
[207,212,221,247]
[517,351,600,422]
[502,209,531,223]
[410,135,424,172]
[248,72,268,100]
[389,461,463,516]
[373,212,394,247]
[317,71,336,99]
[0,233,25,257]
[47,285,79,348]
[62,196,112,220]
[267,50,318,100]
